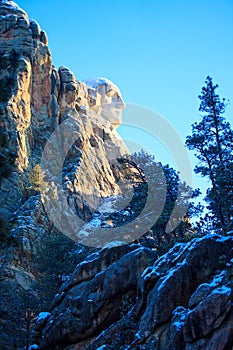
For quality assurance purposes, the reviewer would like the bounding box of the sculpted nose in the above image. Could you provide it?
[117,96,126,110]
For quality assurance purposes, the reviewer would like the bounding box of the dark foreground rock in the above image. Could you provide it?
[36,244,157,349]
[36,235,233,350]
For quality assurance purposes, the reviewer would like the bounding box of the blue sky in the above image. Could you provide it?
[16,0,233,194]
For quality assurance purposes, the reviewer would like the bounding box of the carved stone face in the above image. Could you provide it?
[84,78,125,127]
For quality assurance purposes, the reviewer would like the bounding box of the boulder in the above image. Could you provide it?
[39,245,157,349]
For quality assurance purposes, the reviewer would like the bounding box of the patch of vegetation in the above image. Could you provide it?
[114,151,201,249]
[0,281,39,350]
[34,232,96,309]
[29,164,47,191]
[156,231,203,256]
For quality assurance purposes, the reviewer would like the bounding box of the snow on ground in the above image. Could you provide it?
[210,285,231,296]
[102,240,127,248]
[28,345,39,350]
[36,312,51,322]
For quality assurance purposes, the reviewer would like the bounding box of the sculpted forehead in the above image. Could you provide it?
[83,77,123,98]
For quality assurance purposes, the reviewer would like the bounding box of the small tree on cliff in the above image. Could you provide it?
[29,164,47,191]
[186,76,233,234]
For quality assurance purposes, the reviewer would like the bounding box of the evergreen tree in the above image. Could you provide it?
[186,76,233,233]
[34,231,94,309]
[118,150,200,248]
[29,164,47,191]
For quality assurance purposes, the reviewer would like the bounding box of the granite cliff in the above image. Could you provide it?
[1,2,233,350]
[0,1,132,348]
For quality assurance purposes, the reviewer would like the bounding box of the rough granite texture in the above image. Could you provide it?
[0,1,130,348]
[37,235,233,350]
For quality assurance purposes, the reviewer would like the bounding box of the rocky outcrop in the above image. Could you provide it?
[134,235,233,350]
[36,244,157,349]
[0,0,128,218]
[36,235,233,349]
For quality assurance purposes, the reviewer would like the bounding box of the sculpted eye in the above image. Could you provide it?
[111,93,118,101]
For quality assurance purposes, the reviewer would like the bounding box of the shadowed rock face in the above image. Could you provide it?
[36,235,233,350]
[38,245,157,349]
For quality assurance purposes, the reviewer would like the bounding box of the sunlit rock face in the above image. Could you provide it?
[0,0,128,217]
[0,2,131,348]
[0,1,132,238]
[84,77,126,127]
